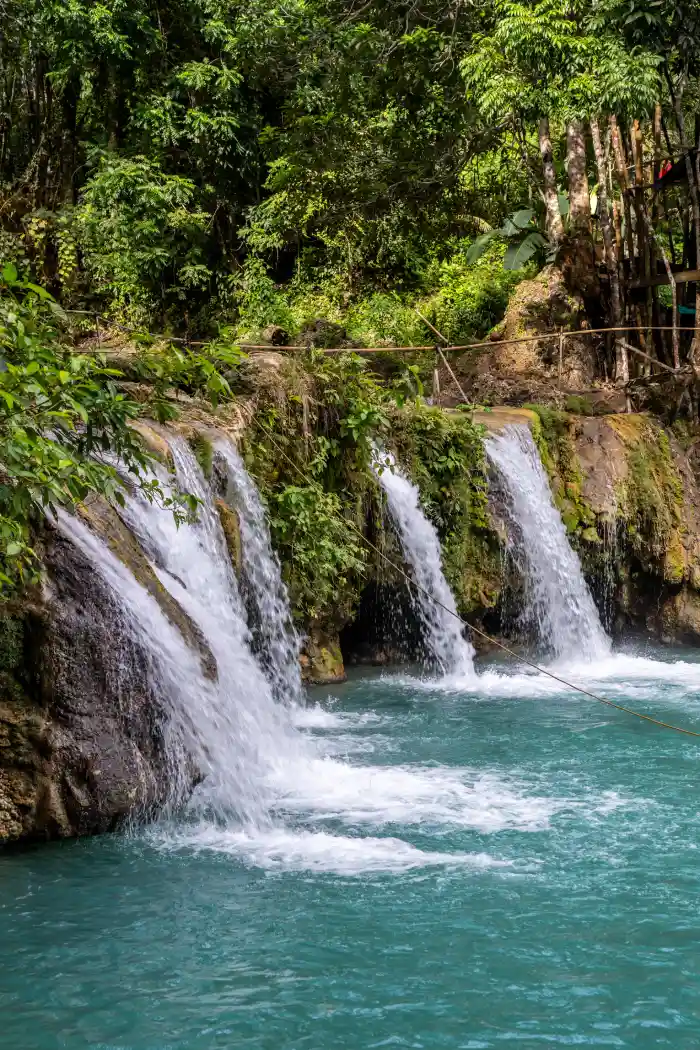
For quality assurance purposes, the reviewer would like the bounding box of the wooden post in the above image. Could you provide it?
[610,117,636,277]
[632,120,647,277]
[433,365,440,406]
[558,330,564,386]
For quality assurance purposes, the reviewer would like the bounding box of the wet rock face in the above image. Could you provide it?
[542,413,700,644]
[0,532,174,845]
[300,630,346,684]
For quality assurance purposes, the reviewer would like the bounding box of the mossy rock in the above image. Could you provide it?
[580,526,601,544]
[130,420,174,468]
[216,499,242,574]
[189,433,214,479]
[300,633,346,683]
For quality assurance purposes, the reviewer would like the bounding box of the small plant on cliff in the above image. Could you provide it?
[267,484,367,622]
[133,333,247,422]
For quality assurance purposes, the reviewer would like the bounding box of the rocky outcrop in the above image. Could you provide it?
[454,268,599,407]
[1,536,164,844]
[300,630,346,684]
[0,496,213,845]
[526,408,700,644]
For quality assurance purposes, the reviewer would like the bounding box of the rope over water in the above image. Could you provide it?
[257,420,700,740]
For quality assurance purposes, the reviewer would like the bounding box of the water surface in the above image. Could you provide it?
[2,648,700,1048]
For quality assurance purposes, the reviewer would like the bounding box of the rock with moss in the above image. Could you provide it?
[216,499,243,574]
[527,408,700,640]
[300,631,346,683]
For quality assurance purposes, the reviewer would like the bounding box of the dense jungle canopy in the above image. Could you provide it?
[2,0,699,331]
[2,0,700,589]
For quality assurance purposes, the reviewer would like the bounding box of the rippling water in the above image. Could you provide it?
[3,646,700,1048]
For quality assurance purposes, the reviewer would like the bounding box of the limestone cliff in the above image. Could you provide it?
[4,388,700,847]
[523,408,700,645]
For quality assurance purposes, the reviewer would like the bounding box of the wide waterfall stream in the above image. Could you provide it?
[3,432,700,1048]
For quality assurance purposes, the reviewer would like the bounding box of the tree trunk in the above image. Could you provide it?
[610,116,636,275]
[590,117,622,330]
[631,120,648,282]
[670,85,700,365]
[538,116,564,246]
[566,120,591,233]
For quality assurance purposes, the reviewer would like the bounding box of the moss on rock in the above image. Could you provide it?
[216,499,242,574]
[300,632,346,684]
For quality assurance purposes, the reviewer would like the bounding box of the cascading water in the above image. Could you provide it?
[55,440,520,875]
[485,423,610,663]
[66,440,308,828]
[53,507,209,811]
[213,438,303,707]
[371,446,475,678]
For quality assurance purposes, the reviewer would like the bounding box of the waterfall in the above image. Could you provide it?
[213,439,303,707]
[372,447,475,678]
[485,424,610,663]
[53,508,208,811]
[63,439,307,828]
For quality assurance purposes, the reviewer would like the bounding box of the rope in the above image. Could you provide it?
[66,308,699,357]
[256,420,700,740]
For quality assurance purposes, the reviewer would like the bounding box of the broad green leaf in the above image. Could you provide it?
[2,263,18,284]
[466,232,495,264]
[22,282,53,300]
[503,232,547,270]
[510,208,535,229]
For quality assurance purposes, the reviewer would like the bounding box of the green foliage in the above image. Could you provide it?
[75,157,211,324]
[463,0,661,124]
[468,209,548,270]
[229,246,519,351]
[564,394,596,415]
[416,248,520,344]
[266,486,367,622]
[133,337,247,421]
[2,0,698,353]
[390,405,489,538]
[242,350,394,622]
[0,267,149,593]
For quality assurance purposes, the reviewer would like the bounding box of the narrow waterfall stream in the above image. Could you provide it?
[214,438,303,707]
[372,447,475,678]
[486,423,610,663]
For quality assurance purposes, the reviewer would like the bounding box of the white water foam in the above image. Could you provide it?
[151,824,517,875]
[371,445,475,678]
[486,424,610,664]
[268,761,567,832]
[404,652,700,707]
